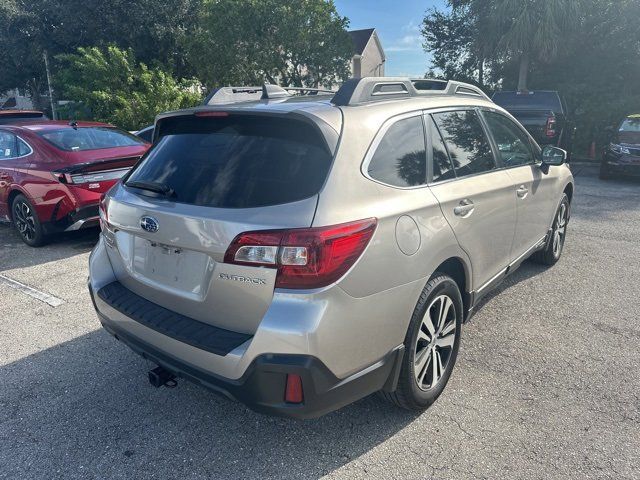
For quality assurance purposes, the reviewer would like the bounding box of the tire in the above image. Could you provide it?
[11,194,47,247]
[383,274,463,411]
[599,162,611,180]
[531,193,569,266]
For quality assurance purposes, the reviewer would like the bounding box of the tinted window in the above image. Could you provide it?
[483,111,535,167]
[428,116,456,183]
[433,110,496,178]
[38,127,144,151]
[136,126,154,143]
[0,131,16,159]
[367,115,426,187]
[125,115,333,208]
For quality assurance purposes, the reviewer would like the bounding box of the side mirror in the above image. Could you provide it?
[540,145,567,174]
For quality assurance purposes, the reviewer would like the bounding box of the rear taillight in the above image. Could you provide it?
[98,194,112,234]
[224,218,377,289]
[545,116,557,137]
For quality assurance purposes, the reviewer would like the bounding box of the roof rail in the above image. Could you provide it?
[203,84,335,105]
[330,77,491,106]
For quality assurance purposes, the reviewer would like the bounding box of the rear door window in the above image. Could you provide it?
[125,115,334,208]
[366,115,427,187]
[432,110,496,178]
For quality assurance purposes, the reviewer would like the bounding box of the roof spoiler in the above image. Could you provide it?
[330,77,491,106]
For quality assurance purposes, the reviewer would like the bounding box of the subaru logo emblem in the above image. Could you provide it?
[140,216,159,233]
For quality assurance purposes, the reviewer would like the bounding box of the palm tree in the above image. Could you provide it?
[489,0,581,91]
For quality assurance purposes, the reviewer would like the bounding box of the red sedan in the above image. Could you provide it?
[0,120,150,246]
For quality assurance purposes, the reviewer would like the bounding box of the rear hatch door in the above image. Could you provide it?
[103,111,338,335]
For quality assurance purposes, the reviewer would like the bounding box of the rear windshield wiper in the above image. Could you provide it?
[125,180,175,197]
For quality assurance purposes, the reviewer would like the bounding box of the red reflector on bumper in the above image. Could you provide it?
[285,374,304,404]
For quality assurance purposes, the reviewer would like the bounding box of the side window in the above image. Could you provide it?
[367,115,427,187]
[483,111,535,167]
[427,116,456,183]
[0,131,17,160]
[432,110,496,178]
[17,138,31,156]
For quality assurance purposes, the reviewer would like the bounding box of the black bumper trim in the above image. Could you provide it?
[90,284,403,419]
[97,281,252,357]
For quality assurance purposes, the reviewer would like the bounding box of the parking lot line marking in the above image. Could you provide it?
[0,274,65,307]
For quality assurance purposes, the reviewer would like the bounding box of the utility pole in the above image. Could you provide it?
[43,51,57,120]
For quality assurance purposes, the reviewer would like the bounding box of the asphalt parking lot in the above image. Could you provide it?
[1,165,639,480]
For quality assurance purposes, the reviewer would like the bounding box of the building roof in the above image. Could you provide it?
[349,28,376,55]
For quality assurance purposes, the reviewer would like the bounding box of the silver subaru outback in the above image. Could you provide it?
[89,78,573,419]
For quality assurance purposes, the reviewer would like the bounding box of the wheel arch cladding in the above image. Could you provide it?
[433,257,470,315]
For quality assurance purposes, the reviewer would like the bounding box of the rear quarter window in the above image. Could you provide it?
[366,115,427,188]
[125,115,334,208]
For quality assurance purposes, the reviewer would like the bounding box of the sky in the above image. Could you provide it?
[334,0,446,78]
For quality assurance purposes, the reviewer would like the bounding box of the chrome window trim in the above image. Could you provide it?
[360,110,430,191]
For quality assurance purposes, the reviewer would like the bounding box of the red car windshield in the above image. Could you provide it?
[38,127,144,151]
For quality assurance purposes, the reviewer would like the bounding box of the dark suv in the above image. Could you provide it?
[600,115,640,179]
[492,91,574,160]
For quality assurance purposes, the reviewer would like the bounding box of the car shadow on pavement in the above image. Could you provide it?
[0,224,99,272]
[471,259,548,317]
[0,328,420,479]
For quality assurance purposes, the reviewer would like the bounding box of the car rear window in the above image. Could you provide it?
[125,115,334,208]
[492,91,562,112]
[38,127,144,151]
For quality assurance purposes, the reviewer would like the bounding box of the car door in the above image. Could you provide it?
[427,109,517,292]
[0,130,34,219]
[480,110,558,262]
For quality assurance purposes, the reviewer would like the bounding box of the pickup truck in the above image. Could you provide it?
[492,91,575,160]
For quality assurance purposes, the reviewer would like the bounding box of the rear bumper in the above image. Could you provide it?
[90,282,403,419]
[42,204,99,234]
[602,153,640,177]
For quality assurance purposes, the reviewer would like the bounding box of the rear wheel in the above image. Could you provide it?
[12,194,46,247]
[383,274,463,411]
[531,193,569,266]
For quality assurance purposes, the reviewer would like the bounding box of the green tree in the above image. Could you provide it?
[187,0,353,88]
[422,0,494,87]
[55,46,202,130]
[489,0,581,91]
[0,0,202,110]
[0,0,47,109]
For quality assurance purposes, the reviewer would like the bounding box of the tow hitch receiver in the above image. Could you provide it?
[148,366,177,388]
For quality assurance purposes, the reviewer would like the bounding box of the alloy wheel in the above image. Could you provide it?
[13,201,37,241]
[414,294,457,391]
[552,203,567,258]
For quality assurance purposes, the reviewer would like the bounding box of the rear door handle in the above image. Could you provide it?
[516,185,529,198]
[454,199,475,217]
